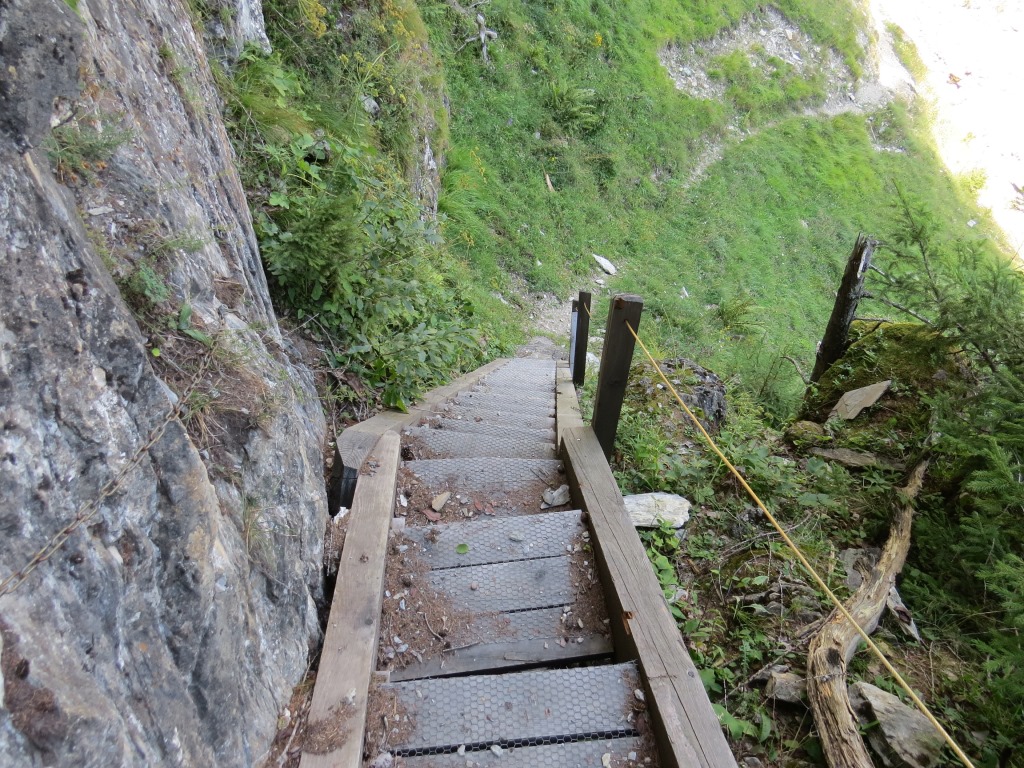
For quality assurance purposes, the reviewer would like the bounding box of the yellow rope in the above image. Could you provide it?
[581,299,974,767]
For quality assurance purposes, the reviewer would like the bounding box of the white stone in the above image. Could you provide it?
[542,484,570,507]
[592,253,617,275]
[829,380,891,420]
[624,492,691,529]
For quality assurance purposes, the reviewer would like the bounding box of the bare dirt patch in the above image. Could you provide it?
[303,700,357,755]
[567,530,611,636]
[395,465,566,524]
[660,7,855,109]
[364,674,413,760]
[260,673,315,767]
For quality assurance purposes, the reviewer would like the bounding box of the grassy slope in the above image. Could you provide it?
[423,0,993,416]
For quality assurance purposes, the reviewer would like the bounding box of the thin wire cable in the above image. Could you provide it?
[578,300,975,767]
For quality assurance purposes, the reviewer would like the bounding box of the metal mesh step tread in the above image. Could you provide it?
[468,384,556,403]
[427,557,575,613]
[478,373,555,390]
[404,457,563,492]
[404,428,556,461]
[435,407,556,431]
[383,662,639,753]
[399,737,645,767]
[424,418,556,443]
[402,510,583,569]
[388,604,613,681]
[448,393,556,418]
[479,366,556,386]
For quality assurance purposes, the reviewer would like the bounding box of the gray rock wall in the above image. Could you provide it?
[0,1,326,765]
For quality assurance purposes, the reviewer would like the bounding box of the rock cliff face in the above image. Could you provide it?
[0,1,327,765]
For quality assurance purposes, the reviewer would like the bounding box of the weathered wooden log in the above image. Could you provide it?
[805,461,927,768]
[811,234,877,383]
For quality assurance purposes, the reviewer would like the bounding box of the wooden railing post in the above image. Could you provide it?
[569,298,580,380]
[572,291,592,386]
[592,293,643,458]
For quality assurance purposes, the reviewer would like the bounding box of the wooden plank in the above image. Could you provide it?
[572,290,592,386]
[591,294,643,458]
[561,426,737,768]
[300,432,401,768]
[556,363,584,446]
[389,633,612,681]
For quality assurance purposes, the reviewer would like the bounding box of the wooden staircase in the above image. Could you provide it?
[300,356,736,768]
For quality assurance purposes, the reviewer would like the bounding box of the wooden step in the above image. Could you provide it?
[388,605,612,681]
[423,417,556,443]
[403,457,564,497]
[467,383,556,403]
[402,510,584,569]
[376,663,641,754]
[403,427,556,460]
[448,392,556,418]
[436,407,556,431]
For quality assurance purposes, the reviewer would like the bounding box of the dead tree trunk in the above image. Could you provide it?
[806,461,927,768]
[810,234,877,383]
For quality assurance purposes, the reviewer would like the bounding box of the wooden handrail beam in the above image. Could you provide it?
[561,425,737,768]
[301,432,401,768]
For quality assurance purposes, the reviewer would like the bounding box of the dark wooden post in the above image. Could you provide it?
[569,298,580,380]
[811,234,877,383]
[592,294,643,459]
[572,291,592,386]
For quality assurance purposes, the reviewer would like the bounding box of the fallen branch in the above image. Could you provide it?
[781,355,809,385]
[453,12,498,61]
[805,461,928,768]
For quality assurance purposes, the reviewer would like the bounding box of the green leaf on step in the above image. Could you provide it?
[455,543,469,554]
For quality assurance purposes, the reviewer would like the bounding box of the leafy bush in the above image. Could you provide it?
[544,79,603,137]
[223,22,486,410]
[872,197,1024,759]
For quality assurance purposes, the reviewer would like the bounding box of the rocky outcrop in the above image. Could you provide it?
[0,1,326,765]
[849,682,944,768]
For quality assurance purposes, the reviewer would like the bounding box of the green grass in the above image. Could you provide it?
[886,22,927,83]
[421,0,991,417]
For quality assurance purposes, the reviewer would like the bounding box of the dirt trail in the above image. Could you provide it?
[660,6,913,189]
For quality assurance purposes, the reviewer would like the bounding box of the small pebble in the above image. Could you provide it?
[469,582,479,591]
[634,688,645,702]
[490,744,504,756]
